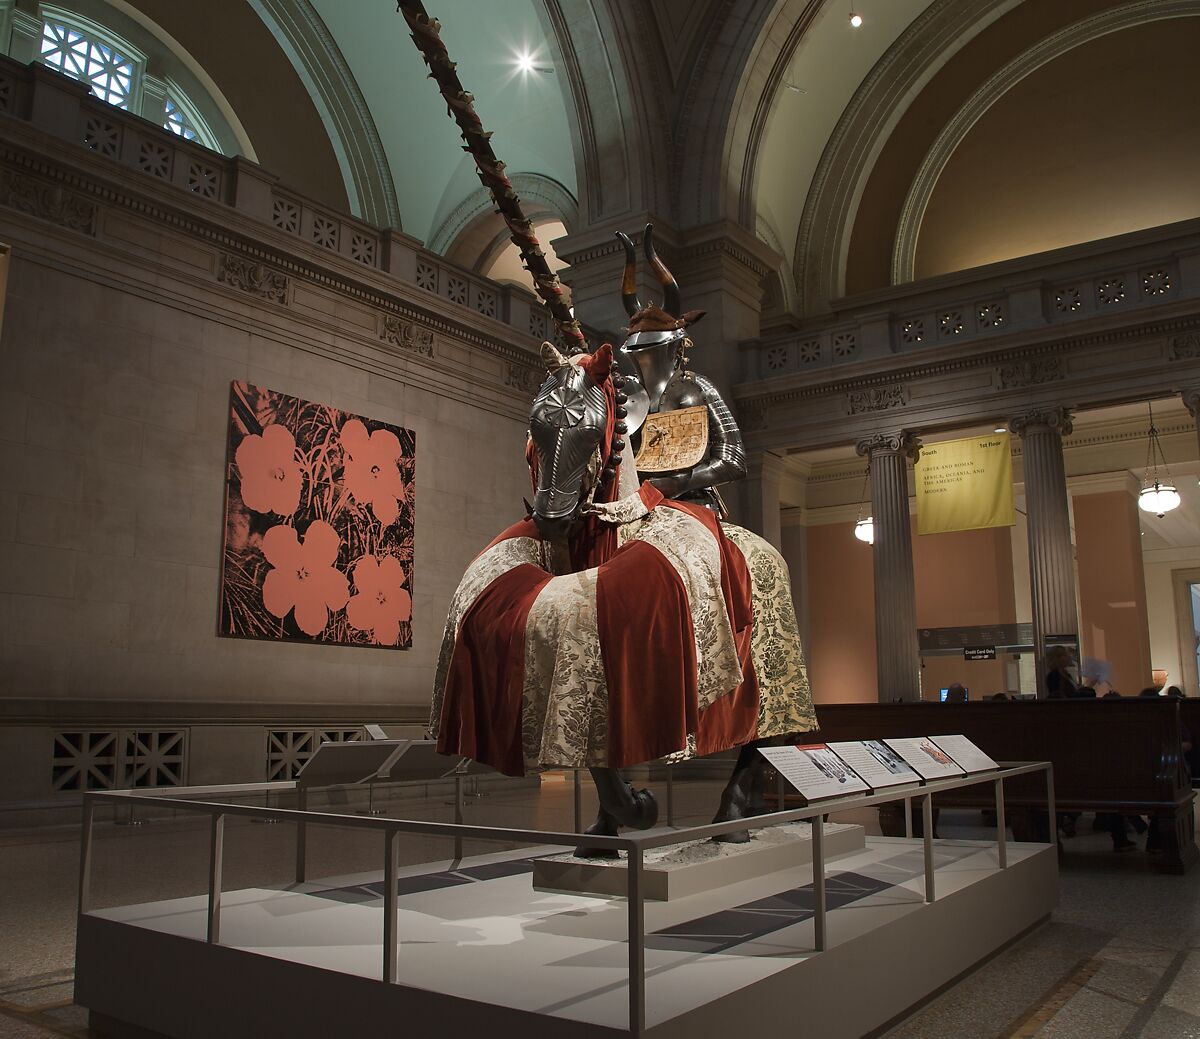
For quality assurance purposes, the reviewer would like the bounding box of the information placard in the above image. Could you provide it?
[758,744,869,802]
[883,737,967,781]
[929,734,999,773]
[826,740,922,791]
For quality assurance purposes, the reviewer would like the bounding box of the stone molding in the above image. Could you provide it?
[0,134,545,385]
[734,210,1200,453]
[0,55,556,360]
[893,0,1200,284]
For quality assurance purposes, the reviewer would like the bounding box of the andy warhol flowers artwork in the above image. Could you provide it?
[220,381,416,648]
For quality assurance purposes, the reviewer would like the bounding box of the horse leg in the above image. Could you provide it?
[712,733,816,842]
[574,767,660,858]
[711,743,764,843]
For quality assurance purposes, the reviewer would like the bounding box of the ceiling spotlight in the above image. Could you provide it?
[849,11,864,27]
[515,51,553,74]
[993,426,1007,434]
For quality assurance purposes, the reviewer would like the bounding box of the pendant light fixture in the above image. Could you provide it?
[1137,401,1181,518]
[854,461,874,544]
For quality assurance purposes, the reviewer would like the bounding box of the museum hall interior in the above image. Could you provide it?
[1,1,1199,1036]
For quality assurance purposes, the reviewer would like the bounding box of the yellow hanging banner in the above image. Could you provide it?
[914,433,1015,535]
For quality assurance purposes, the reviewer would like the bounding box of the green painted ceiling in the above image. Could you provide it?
[308,0,576,244]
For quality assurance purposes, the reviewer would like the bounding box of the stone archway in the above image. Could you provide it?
[247,0,400,229]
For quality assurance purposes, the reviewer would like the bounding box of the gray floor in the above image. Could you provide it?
[1,777,1197,1039]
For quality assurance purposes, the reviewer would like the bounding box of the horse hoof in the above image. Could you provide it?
[574,845,621,860]
[627,787,659,831]
[713,828,751,844]
[575,808,621,859]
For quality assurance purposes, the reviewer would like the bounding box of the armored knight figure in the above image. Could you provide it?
[615,225,746,512]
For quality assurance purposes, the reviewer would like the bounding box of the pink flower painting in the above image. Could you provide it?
[340,419,407,526]
[346,554,413,646]
[235,423,301,516]
[262,522,349,636]
[220,381,416,648]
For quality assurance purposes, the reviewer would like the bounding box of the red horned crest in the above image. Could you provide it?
[578,342,613,383]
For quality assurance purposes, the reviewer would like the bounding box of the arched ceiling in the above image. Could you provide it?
[305,0,578,245]
[912,15,1200,279]
[754,0,937,282]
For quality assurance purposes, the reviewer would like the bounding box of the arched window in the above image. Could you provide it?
[39,16,138,109]
[0,2,245,156]
[35,8,222,152]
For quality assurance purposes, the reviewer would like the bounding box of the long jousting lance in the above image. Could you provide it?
[396,1,588,353]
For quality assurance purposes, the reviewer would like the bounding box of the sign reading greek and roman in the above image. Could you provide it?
[914,433,1015,535]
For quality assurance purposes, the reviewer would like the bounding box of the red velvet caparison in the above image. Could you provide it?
[437,486,762,776]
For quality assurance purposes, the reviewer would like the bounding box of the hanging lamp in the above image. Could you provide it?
[854,462,874,544]
[1137,401,1181,518]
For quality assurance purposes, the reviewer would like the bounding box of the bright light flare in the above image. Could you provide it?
[849,12,864,27]
[515,51,536,73]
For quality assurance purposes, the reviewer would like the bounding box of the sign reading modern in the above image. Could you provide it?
[914,433,1015,535]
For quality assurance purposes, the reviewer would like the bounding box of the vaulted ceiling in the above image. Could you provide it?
[95,0,1200,317]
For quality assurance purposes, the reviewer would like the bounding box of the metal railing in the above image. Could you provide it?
[79,761,1053,1037]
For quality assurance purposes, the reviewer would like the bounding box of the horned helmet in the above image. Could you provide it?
[615,224,705,410]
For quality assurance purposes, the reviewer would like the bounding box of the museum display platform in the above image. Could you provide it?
[77,833,1055,1039]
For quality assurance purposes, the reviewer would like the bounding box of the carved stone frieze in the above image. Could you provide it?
[217,254,289,304]
[1009,406,1075,438]
[380,314,434,357]
[855,430,921,460]
[0,169,95,234]
[846,384,907,415]
[997,357,1064,389]
[503,362,542,395]
[1181,387,1200,419]
[1169,332,1200,361]
[737,398,768,432]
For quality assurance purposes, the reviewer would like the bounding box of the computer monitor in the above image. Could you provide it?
[939,687,969,702]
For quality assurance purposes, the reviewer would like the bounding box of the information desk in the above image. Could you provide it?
[76,762,1054,1038]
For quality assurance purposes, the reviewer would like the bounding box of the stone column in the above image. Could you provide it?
[140,69,169,127]
[1010,407,1078,696]
[9,3,42,65]
[856,431,922,702]
[739,449,785,549]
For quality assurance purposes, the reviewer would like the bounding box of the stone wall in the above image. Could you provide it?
[0,66,545,821]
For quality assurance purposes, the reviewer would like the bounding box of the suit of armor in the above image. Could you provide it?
[616,226,747,513]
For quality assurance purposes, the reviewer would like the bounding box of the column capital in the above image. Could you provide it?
[855,430,921,462]
[1181,387,1200,418]
[1009,406,1074,438]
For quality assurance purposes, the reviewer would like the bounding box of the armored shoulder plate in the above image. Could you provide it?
[661,372,707,411]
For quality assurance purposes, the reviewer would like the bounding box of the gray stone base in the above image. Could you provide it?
[532,821,866,900]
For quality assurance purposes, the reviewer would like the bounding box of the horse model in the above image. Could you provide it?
[430,235,816,855]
